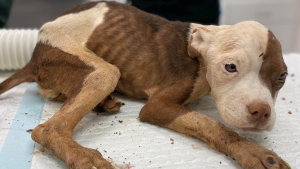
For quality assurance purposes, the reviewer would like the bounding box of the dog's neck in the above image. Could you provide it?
[183,23,211,104]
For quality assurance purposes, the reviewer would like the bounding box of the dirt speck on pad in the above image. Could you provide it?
[288,111,292,114]
[282,97,285,100]
[170,138,174,141]
[118,120,123,123]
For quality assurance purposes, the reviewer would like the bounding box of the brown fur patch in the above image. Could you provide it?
[259,30,287,98]
[139,93,192,127]
[86,1,198,101]
[32,42,94,98]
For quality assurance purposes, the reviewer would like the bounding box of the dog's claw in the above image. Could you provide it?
[91,166,97,169]
[116,101,125,106]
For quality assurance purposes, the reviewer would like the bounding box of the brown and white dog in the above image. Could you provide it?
[0,1,290,169]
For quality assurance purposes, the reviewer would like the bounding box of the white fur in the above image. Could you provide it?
[38,2,109,68]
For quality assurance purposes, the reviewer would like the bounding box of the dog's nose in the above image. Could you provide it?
[247,102,271,123]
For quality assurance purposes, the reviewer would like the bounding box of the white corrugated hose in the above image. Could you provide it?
[0,29,39,70]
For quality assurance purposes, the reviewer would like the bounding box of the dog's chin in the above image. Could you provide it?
[240,127,265,133]
[219,112,275,133]
[218,109,275,133]
[235,125,274,133]
[222,119,273,133]
[220,116,268,133]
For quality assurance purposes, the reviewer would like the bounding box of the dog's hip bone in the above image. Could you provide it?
[0,29,38,70]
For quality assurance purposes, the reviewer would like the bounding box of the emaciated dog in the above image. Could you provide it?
[0,1,290,169]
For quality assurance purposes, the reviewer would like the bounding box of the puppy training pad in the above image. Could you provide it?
[0,54,299,169]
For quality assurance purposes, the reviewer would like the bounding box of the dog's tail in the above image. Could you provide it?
[0,62,36,95]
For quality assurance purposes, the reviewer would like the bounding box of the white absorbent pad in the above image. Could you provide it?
[0,54,299,169]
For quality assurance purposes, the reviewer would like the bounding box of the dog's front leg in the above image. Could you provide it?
[139,97,290,169]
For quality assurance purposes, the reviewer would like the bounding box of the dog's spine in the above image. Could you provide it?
[0,62,36,95]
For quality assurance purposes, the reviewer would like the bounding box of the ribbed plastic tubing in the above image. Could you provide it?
[0,29,39,70]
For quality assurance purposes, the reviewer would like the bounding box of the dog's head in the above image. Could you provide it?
[188,21,287,132]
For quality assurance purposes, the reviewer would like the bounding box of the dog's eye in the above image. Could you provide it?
[224,64,237,73]
[277,72,287,83]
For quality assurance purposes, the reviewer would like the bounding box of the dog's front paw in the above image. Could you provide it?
[66,147,115,169]
[93,95,125,113]
[232,142,290,169]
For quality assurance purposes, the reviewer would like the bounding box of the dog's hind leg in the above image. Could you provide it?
[31,45,120,169]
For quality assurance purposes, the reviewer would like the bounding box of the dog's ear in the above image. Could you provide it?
[188,26,219,58]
